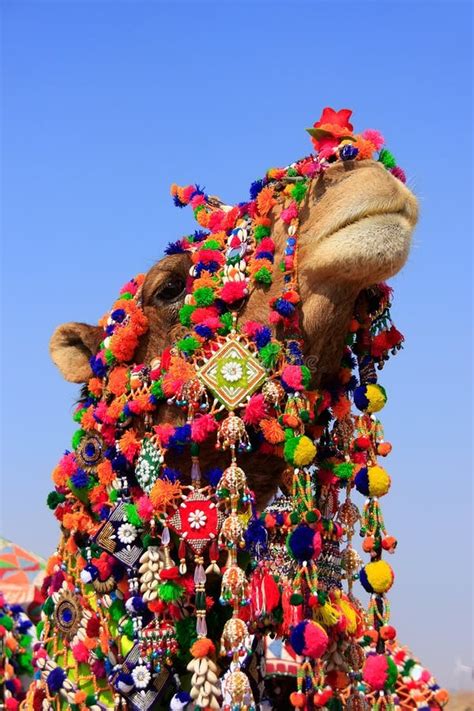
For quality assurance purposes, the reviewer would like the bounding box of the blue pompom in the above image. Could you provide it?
[287,525,315,562]
[71,469,89,488]
[47,667,67,693]
[205,467,222,487]
[274,298,295,317]
[255,327,272,349]
[354,467,369,496]
[289,620,307,655]
[165,240,186,254]
[340,144,359,161]
[249,179,264,200]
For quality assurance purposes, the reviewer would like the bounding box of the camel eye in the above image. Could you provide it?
[154,275,186,303]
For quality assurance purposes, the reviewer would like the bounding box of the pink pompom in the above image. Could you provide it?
[220,281,247,304]
[390,166,406,183]
[58,452,77,477]
[243,394,267,425]
[269,311,282,325]
[208,210,226,231]
[137,495,154,522]
[361,129,385,151]
[290,620,328,658]
[258,237,275,253]
[72,641,90,663]
[280,202,299,224]
[363,654,388,690]
[191,414,218,443]
[281,365,303,390]
[243,321,263,338]
[5,699,19,711]
[153,423,175,447]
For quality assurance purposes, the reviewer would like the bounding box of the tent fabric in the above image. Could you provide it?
[0,536,46,605]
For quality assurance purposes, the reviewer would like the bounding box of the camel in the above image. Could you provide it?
[22,110,447,711]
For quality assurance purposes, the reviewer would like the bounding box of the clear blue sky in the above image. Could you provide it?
[1,0,472,691]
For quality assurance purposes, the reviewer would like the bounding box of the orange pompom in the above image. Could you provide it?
[289,692,306,708]
[260,418,285,444]
[190,637,215,658]
[108,366,129,396]
[97,460,115,486]
[256,186,276,216]
[149,478,182,512]
[88,377,103,397]
[332,396,351,420]
[377,441,392,456]
[362,536,375,553]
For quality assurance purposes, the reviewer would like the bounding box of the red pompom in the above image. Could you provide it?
[363,654,388,690]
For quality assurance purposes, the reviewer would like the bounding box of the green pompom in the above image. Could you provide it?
[121,618,134,638]
[109,599,125,623]
[124,503,143,527]
[290,593,304,605]
[218,312,234,335]
[254,224,271,242]
[194,286,215,306]
[42,597,54,616]
[157,581,184,603]
[333,462,355,480]
[305,510,318,523]
[150,379,164,399]
[73,407,86,424]
[109,488,118,503]
[104,349,115,365]
[287,167,298,177]
[253,267,273,284]
[179,304,196,327]
[119,292,133,301]
[202,239,220,251]
[0,614,13,631]
[301,365,312,388]
[47,491,65,509]
[177,336,200,353]
[283,434,298,464]
[72,429,86,450]
[291,182,308,203]
[259,342,281,368]
[379,148,396,169]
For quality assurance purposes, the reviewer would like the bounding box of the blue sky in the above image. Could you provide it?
[2,0,472,691]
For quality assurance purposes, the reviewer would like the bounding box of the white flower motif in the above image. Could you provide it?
[117,523,137,545]
[221,360,243,383]
[188,509,207,530]
[132,664,151,689]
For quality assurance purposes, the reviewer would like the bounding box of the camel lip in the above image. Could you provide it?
[319,204,416,244]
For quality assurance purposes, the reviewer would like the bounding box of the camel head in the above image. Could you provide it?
[48,109,418,506]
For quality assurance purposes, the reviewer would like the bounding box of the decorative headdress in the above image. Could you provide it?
[24,109,447,711]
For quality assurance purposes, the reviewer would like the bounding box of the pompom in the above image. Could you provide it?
[190,637,215,658]
[354,383,387,413]
[363,653,398,691]
[220,280,247,304]
[290,620,328,658]
[191,414,218,443]
[284,433,317,466]
[354,465,391,498]
[359,560,394,594]
[46,667,66,693]
[287,525,322,562]
[243,394,267,425]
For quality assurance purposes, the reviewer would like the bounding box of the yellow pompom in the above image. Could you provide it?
[365,384,387,413]
[338,598,357,634]
[368,465,391,497]
[363,560,394,594]
[293,436,317,466]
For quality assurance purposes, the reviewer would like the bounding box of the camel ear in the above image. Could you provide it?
[50,322,103,383]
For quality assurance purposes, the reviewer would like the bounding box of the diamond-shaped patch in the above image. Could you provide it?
[197,337,266,410]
